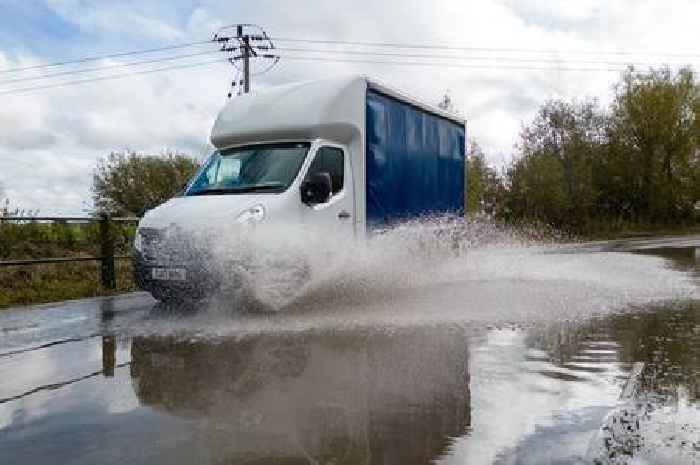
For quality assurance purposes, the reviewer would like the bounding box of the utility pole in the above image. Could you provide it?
[238,25,251,93]
[213,24,279,98]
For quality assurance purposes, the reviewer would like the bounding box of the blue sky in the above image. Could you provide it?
[0,1,213,61]
[1,0,699,213]
[0,2,80,55]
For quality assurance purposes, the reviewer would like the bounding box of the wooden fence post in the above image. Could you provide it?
[100,215,116,289]
[102,335,116,377]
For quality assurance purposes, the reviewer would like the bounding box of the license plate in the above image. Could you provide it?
[151,268,186,281]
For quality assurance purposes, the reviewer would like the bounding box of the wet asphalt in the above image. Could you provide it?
[1,236,698,465]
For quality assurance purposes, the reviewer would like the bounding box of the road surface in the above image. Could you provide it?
[1,235,698,464]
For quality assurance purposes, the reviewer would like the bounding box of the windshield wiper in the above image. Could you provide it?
[189,183,286,196]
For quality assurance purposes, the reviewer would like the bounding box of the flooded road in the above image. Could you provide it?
[1,236,698,464]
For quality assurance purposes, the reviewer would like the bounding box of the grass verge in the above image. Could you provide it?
[0,259,136,308]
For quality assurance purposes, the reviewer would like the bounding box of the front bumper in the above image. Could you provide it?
[133,251,220,301]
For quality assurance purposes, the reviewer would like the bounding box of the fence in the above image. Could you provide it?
[0,216,139,289]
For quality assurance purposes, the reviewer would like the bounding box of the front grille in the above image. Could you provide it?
[139,227,165,263]
[138,226,205,265]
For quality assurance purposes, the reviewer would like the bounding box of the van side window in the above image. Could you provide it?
[306,147,344,195]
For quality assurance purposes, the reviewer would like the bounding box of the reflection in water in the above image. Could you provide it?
[102,336,116,378]
[101,298,117,378]
[636,246,700,278]
[130,325,471,464]
[523,301,700,464]
[527,302,699,403]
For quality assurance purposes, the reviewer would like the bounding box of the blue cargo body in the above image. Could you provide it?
[365,88,466,227]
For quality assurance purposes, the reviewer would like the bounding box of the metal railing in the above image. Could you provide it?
[0,215,140,289]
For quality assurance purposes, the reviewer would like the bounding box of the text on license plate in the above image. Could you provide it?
[151,268,187,281]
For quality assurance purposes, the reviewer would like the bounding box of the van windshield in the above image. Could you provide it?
[185,143,310,196]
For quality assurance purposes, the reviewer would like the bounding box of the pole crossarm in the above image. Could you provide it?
[211,23,280,97]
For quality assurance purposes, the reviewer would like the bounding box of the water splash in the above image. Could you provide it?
[133,217,698,339]
[205,215,533,311]
[587,379,700,464]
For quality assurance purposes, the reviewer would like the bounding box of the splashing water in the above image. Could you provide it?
[201,216,527,310]
[144,216,699,337]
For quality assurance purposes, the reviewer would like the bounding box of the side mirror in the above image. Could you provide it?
[301,172,332,205]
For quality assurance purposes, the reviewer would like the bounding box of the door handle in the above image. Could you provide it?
[338,211,351,219]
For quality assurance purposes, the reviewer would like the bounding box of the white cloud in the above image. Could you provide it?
[0,53,228,213]
[1,0,699,213]
[45,0,185,42]
[501,0,605,28]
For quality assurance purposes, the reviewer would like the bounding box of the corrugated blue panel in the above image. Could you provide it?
[365,89,465,226]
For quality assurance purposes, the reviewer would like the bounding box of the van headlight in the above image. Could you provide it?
[236,204,266,224]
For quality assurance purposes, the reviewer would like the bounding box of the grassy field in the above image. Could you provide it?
[0,221,137,308]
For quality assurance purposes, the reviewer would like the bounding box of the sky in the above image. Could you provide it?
[1,0,699,214]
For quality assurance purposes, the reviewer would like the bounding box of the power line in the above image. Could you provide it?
[274,47,698,68]
[251,56,281,77]
[4,45,690,90]
[0,58,226,96]
[3,34,697,80]
[0,53,670,98]
[276,54,632,73]
[0,40,211,74]
[271,37,700,60]
[0,50,220,85]
[1,33,697,97]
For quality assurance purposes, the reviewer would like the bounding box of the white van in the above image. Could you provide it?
[134,75,466,302]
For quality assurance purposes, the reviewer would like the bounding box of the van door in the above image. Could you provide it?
[300,143,355,238]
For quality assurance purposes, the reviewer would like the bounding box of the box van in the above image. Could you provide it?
[134,75,466,302]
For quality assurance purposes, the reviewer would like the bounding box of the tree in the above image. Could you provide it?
[0,184,34,217]
[504,66,700,232]
[92,151,199,216]
[466,141,503,216]
[507,149,570,225]
[609,66,700,223]
[506,98,605,228]
[1,197,13,217]
[437,91,464,117]
[438,92,454,112]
